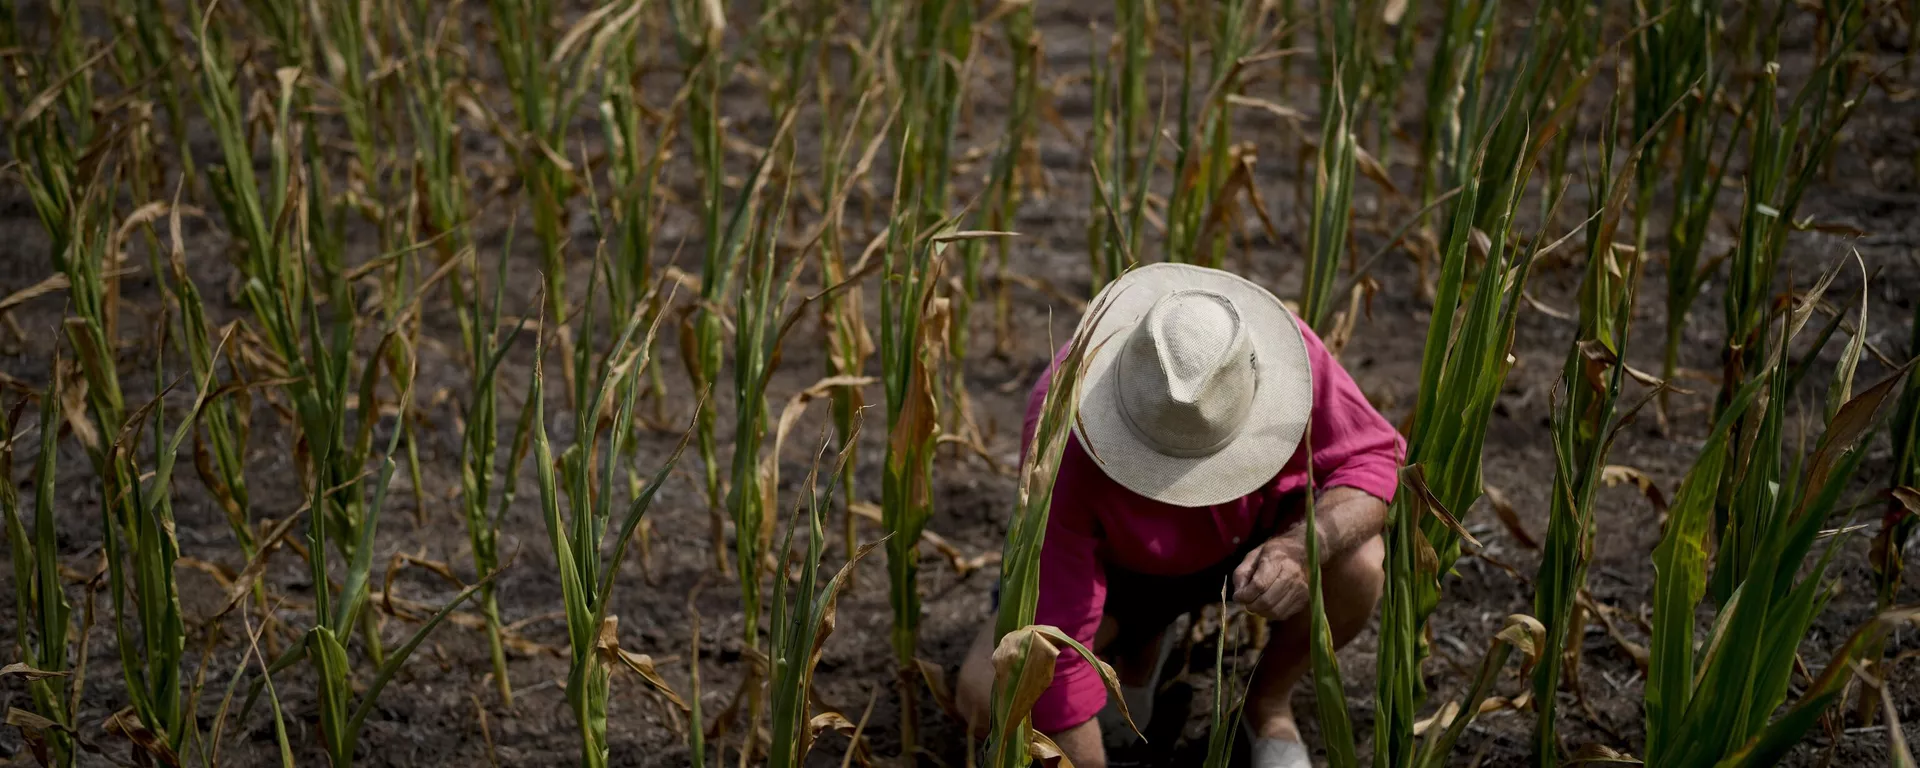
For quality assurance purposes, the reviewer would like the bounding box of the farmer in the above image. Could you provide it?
[956,263,1404,768]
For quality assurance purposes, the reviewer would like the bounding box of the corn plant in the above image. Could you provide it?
[1647,260,1912,766]
[1412,0,1494,222]
[99,297,252,760]
[766,434,884,768]
[893,0,971,238]
[1373,105,1550,768]
[1716,0,1864,424]
[1462,0,1590,235]
[1086,0,1154,289]
[726,152,804,661]
[815,25,888,566]
[982,294,1131,768]
[1874,305,1920,611]
[106,0,193,182]
[598,21,677,421]
[2,373,75,767]
[1630,0,1715,258]
[1661,65,1744,424]
[457,245,532,708]
[12,28,202,758]
[1165,0,1268,269]
[668,0,754,569]
[1714,6,1866,595]
[161,200,259,605]
[528,299,695,768]
[196,4,386,662]
[391,0,531,706]
[1298,0,1364,331]
[982,0,1038,357]
[244,332,500,767]
[1530,95,1652,765]
[487,0,646,341]
[878,200,950,760]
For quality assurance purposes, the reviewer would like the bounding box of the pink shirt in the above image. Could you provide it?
[1021,319,1404,733]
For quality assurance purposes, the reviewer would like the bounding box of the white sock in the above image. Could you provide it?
[1250,737,1310,768]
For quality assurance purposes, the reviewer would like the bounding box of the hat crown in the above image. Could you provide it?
[1116,290,1258,457]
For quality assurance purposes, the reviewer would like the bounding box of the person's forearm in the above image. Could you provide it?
[1279,486,1388,560]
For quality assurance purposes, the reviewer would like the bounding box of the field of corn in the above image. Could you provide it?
[2,0,1920,765]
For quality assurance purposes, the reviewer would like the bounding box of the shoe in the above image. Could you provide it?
[1249,737,1310,768]
[1241,718,1311,768]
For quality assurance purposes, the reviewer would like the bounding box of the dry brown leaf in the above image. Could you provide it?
[1566,744,1643,764]
[596,616,690,711]
[991,626,1062,729]
[0,663,68,681]
[915,657,958,722]
[1600,465,1668,515]
[5,707,72,733]
[1485,485,1538,550]
[214,513,304,618]
[1412,700,1461,736]
[1354,142,1398,196]
[1497,614,1549,678]
[1029,730,1077,767]
[106,707,182,766]
[1404,464,1482,548]
[55,363,99,454]
[0,274,71,314]
[1891,486,1920,516]
[1226,94,1306,123]
[846,501,997,576]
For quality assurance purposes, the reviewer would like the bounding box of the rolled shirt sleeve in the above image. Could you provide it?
[1298,319,1405,502]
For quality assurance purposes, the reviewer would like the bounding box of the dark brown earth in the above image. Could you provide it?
[2,2,1918,767]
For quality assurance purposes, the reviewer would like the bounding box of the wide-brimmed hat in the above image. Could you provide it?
[1073,263,1313,507]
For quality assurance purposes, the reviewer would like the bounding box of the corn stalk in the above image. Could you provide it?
[1299,0,1365,331]
[1165,0,1268,269]
[1373,103,1547,768]
[1530,88,1655,766]
[2,373,75,767]
[1713,4,1866,597]
[528,298,696,768]
[1648,254,1912,765]
[766,435,884,768]
[982,294,1131,768]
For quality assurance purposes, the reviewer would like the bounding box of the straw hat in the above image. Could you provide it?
[1073,263,1313,507]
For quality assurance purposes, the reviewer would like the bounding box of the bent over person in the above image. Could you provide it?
[957,263,1405,768]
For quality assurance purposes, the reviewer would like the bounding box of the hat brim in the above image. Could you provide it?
[1072,263,1313,508]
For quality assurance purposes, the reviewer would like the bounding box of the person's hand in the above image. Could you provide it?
[1231,538,1309,620]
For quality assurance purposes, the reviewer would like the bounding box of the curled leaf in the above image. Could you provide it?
[596,616,689,711]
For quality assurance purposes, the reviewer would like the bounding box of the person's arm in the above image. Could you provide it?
[1231,486,1388,619]
[1232,320,1403,620]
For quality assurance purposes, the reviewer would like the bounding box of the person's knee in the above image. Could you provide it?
[1322,534,1385,638]
[956,627,996,738]
[1340,534,1386,597]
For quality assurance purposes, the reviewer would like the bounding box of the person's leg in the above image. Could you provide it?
[1243,533,1386,741]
